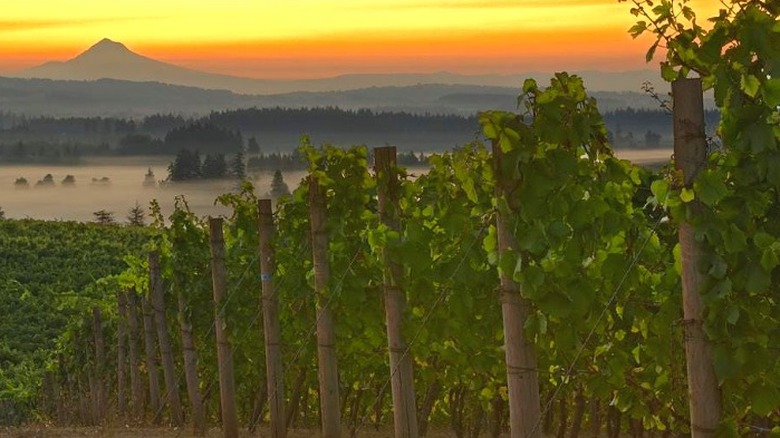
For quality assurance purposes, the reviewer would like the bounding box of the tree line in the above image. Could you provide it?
[0,107,703,163]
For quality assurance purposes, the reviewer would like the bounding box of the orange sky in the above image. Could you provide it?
[0,0,721,79]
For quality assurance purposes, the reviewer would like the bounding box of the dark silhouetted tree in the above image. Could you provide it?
[644,130,662,148]
[164,122,242,154]
[127,203,146,227]
[143,168,156,187]
[202,153,228,179]
[247,136,260,155]
[118,134,165,155]
[230,151,246,180]
[168,149,202,181]
[36,174,55,187]
[93,210,115,225]
[270,169,290,198]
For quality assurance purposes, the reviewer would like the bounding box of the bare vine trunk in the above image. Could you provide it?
[176,272,206,436]
[569,389,585,438]
[149,251,184,426]
[91,307,107,423]
[116,292,129,417]
[142,275,163,422]
[286,367,308,428]
[418,379,440,437]
[126,290,145,420]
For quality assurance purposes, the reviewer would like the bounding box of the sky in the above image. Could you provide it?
[0,0,721,79]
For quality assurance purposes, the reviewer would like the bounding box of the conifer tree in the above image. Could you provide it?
[270,169,289,198]
[126,203,146,227]
[230,151,246,180]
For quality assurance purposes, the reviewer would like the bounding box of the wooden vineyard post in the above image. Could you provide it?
[91,306,107,423]
[149,250,185,426]
[491,140,542,438]
[258,199,287,438]
[141,293,162,422]
[125,290,145,420]
[116,291,129,416]
[209,217,239,438]
[672,78,722,437]
[176,271,206,436]
[374,146,419,438]
[309,177,342,438]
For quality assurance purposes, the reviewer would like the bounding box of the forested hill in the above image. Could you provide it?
[0,75,697,118]
[0,106,715,160]
[0,107,481,157]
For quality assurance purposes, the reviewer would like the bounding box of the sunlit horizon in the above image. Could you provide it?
[1,0,721,79]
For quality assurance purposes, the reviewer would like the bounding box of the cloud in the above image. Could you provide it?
[0,17,155,34]
[346,0,605,11]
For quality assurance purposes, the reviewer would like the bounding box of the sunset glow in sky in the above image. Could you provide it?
[1,0,720,78]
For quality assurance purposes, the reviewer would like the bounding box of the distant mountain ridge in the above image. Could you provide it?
[11,38,665,94]
[0,76,674,118]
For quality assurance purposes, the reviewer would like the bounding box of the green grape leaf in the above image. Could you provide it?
[716,419,739,438]
[694,170,728,206]
[522,78,538,93]
[744,263,771,293]
[753,232,775,250]
[680,187,695,203]
[725,305,740,325]
[483,226,497,253]
[645,40,659,61]
[722,224,747,254]
[747,121,777,154]
[760,248,779,272]
[748,384,780,416]
[629,21,648,39]
[763,78,780,107]
[547,220,571,239]
[650,178,670,203]
[740,74,761,98]
[661,63,678,82]
[713,346,742,381]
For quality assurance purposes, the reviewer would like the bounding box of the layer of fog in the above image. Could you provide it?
[0,157,307,223]
[0,149,672,223]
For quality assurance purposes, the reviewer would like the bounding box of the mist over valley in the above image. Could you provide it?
[0,39,688,223]
[0,158,308,222]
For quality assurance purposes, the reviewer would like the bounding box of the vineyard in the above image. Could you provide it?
[1,1,779,437]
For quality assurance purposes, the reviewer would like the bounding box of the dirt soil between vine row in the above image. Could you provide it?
[0,427,470,438]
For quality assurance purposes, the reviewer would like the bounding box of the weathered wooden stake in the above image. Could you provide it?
[209,217,239,438]
[149,250,185,426]
[126,290,145,419]
[672,77,722,437]
[491,140,542,438]
[258,199,287,438]
[176,270,206,436]
[117,291,129,416]
[374,146,419,438]
[309,177,343,438]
